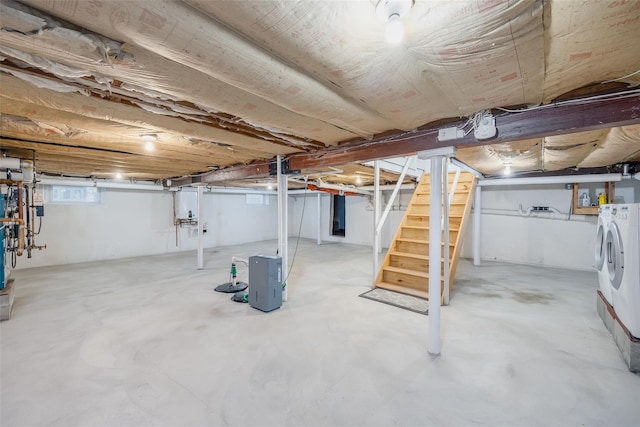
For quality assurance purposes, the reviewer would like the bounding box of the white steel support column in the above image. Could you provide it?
[277,156,289,301]
[197,185,204,270]
[473,185,481,266]
[372,161,381,283]
[428,156,443,355]
[442,159,450,306]
[317,192,322,246]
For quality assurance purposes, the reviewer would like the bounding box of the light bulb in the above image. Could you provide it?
[115,172,122,179]
[503,164,512,176]
[385,14,404,44]
[145,140,155,151]
[356,175,362,185]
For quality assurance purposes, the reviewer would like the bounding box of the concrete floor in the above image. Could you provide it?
[2,239,639,426]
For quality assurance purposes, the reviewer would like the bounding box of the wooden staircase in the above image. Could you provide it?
[374,171,476,302]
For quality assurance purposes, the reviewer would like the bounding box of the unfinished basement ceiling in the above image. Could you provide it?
[0,0,639,183]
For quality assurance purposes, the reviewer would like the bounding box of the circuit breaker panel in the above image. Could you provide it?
[248,255,282,312]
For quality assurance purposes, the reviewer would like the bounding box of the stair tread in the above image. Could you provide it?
[396,237,455,246]
[389,251,447,261]
[411,202,468,205]
[383,265,445,279]
[402,225,460,231]
[406,213,463,218]
[375,282,430,300]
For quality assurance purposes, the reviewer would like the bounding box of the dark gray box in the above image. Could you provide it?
[249,255,282,312]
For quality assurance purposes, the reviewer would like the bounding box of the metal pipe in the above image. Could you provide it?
[304,180,372,196]
[38,176,165,191]
[372,161,381,283]
[359,183,416,191]
[479,173,623,186]
[197,185,204,270]
[317,192,322,246]
[376,157,411,235]
[443,159,450,306]
[17,181,23,222]
[362,156,423,178]
[450,158,483,178]
[473,185,481,266]
[428,156,443,356]
[0,218,25,256]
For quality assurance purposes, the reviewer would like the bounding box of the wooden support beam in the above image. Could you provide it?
[178,90,640,186]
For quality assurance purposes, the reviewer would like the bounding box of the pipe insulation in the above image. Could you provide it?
[479,173,623,186]
[0,158,21,170]
[38,177,165,191]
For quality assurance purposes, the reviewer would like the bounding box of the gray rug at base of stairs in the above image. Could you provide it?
[359,288,429,315]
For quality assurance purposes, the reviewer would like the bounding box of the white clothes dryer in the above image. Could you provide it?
[607,204,640,338]
[595,205,614,305]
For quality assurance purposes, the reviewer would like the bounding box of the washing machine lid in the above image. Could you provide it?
[606,222,624,290]
[595,217,606,270]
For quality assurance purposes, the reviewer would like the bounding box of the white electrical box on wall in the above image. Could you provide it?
[176,191,198,219]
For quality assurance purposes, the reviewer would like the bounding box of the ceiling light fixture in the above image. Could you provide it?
[503,163,512,176]
[267,184,274,191]
[376,0,414,44]
[142,134,157,151]
[356,175,362,185]
[115,172,123,179]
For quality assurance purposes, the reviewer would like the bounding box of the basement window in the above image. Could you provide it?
[49,185,101,204]
[331,195,346,237]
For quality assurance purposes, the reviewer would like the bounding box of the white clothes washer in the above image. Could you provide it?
[595,205,614,305]
[607,204,640,338]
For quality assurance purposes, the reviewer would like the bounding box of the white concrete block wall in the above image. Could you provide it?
[15,188,278,269]
[460,181,638,271]
[17,179,638,271]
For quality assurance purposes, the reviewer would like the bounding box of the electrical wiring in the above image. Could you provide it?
[601,69,640,84]
[495,88,640,113]
[281,177,308,287]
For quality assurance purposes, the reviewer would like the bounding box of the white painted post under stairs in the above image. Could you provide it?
[428,155,443,355]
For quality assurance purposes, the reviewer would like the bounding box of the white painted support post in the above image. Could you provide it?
[473,185,481,266]
[428,156,443,355]
[277,156,289,301]
[442,159,450,305]
[373,161,381,283]
[317,192,322,246]
[197,185,204,270]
